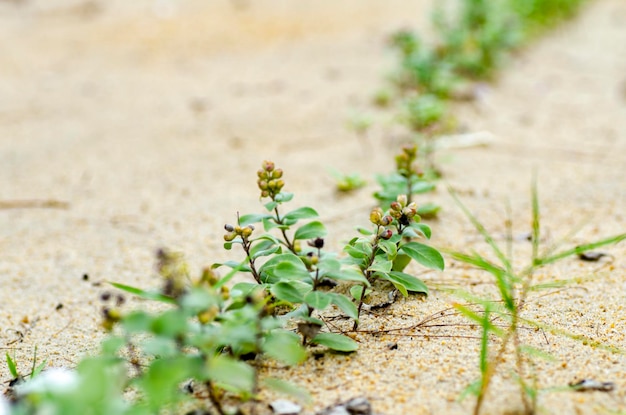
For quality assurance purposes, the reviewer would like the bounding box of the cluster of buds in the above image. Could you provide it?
[157,248,189,299]
[395,144,422,178]
[223,223,254,242]
[369,207,394,240]
[390,194,419,226]
[369,207,393,227]
[257,160,285,199]
[100,291,125,332]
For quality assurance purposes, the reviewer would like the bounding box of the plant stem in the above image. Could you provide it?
[206,380,226,415]
[241,236,262,283]
[273,205,297,254]
[353,233,381,330]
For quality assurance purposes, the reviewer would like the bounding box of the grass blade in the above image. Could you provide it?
[110,282,176,304]
[6,352,19,378]
[449,187,512,273]
[536,233,626,266]
[531,177,540,265]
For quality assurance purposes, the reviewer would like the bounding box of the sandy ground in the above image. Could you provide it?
[1,0,626,414]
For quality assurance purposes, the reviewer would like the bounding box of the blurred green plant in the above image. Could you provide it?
[374,144,440,218]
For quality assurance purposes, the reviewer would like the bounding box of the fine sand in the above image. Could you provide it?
[1,0,625,413]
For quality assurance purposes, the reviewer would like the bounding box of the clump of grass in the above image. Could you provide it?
[449,181,626,414]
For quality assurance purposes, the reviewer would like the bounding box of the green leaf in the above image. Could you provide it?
[142,337,178,357]
[264,201,278,212]
[399,242,445,270]
[391,254,412,272]
[417,203,440,219]
[150,310,188,338]
[311,333,358,352]
[350,285,371,301]
[283,207,319,221]
[324,266,369,284]
[367,258,392,273]
[263,378,311,403]
[378,239,398,258]
[271,281,311,303]
[231,282,262,298]
[6,353,18,378]
[208,355,255,392]
[136,356,195,410]
[386,271,429,295]
[31,360,47,378]
[260,253,310,283]
[294,221,327,241]
[239,213,271,226]
[328,293,359,320]
[262,330,307,365]
[249,239,281,259]
[109,282,176,304]
[275,192,294,203]
[304,291,332,310]
[344,240,373,259]
[410,180,436,194]
[407,222,432,239]
[121,310,153,333]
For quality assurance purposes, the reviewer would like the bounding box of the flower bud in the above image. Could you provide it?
[397,194,408,207]
[390,202,401,212]
[308,237,325,249]
[262,160,275,172]
[241,226,253,237]
[224,232,237,242]
[257,169,265,178]
[370,207,383,224]
[272,168,283,179]
[379,229,393,240]
[380,215,393,226]
[224,224,234,232]
[257,180,268,190]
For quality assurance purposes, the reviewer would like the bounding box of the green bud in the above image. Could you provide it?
[272,168,283,179]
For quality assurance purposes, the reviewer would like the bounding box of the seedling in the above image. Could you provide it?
[346,194,444,329]
[329,169,367,193]
[374,144,439,217]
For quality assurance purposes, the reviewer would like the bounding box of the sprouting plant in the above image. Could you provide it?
[220,161,365,352]
[346,194,444,329]
[4,347,47,402]
[329,169,367,193]
[449,182,626,415]
[374,144,439,217]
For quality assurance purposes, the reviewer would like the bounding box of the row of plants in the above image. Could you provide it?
[373,0,591,172]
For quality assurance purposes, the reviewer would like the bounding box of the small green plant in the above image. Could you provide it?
[10,250,310,415]
[346,194,444,329]
[374,144,440,218]
[449,182,626,415]
[4,347,47,401]
[220,160,362,352]
[329,169,367,193]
